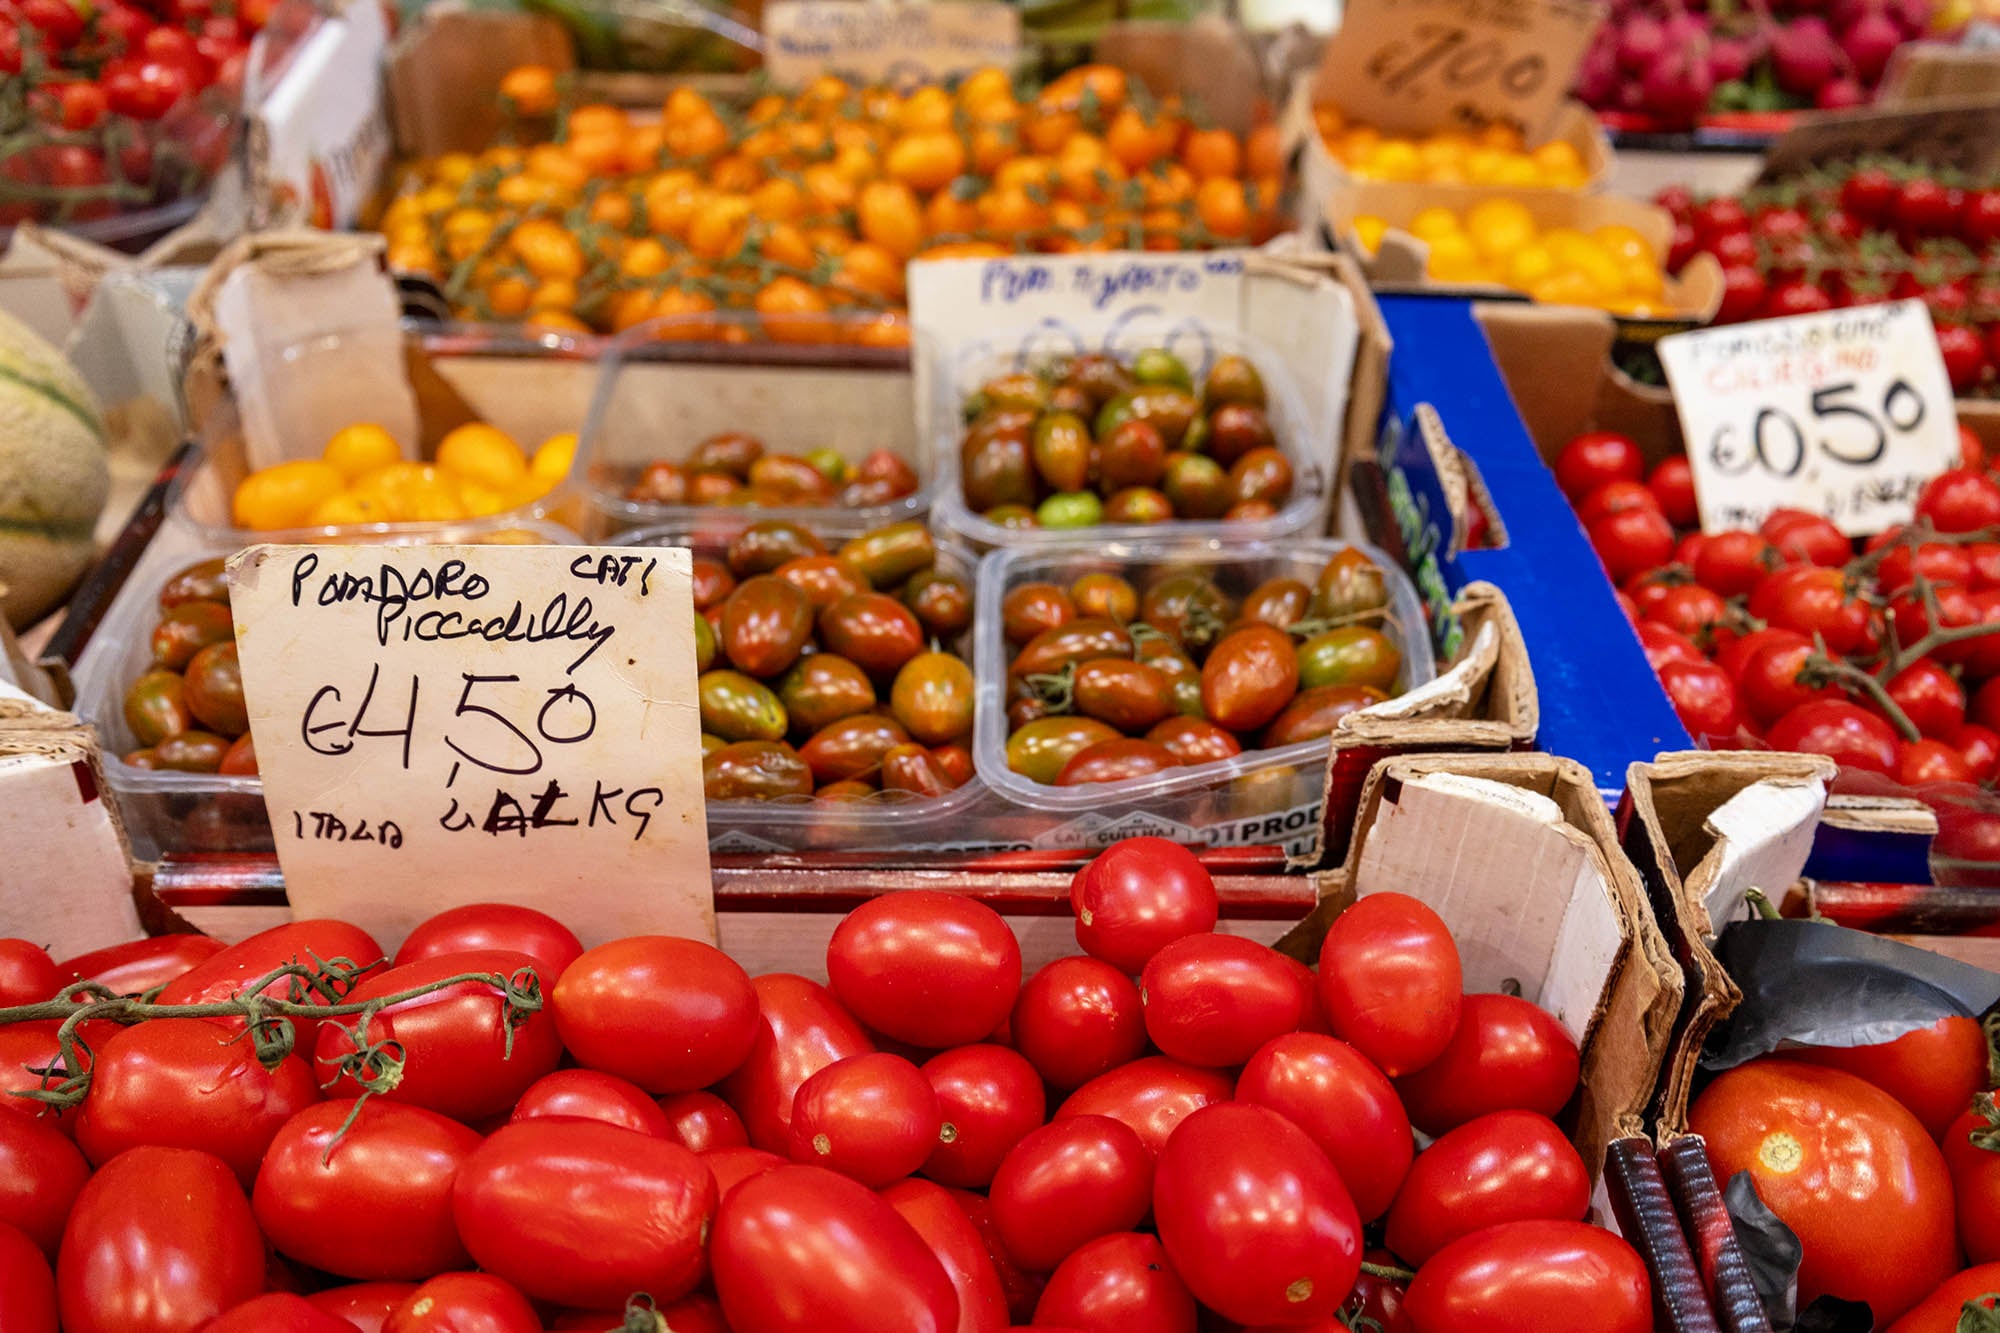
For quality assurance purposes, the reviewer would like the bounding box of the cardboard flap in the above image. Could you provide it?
[0,710,142,958]
[1321,751,1675,1176]
[1620,750,1837,1137]
[1756,95,2000,184]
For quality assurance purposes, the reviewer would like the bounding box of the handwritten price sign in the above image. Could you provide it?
[763,1,1020,89]
[1315,0,1604,140]
[228,543,714,949]
[1658,301,1961,536]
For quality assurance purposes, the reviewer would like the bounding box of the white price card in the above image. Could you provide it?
[762,1,1020,89]
[228,543,714,950]
[1312,0,1605,141]
[1658,301,1961,537]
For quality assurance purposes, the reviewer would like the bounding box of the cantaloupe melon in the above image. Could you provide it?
[0,308,109,629]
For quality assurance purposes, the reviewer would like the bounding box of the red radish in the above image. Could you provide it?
[1574,44,1619,107]
[1816,77,1867,109]
[1838,6,1902,83]
[1618,15,1668,74]
[1771,20,1840,96]
[1644,47,1717,124]
[1708,35,1757,82]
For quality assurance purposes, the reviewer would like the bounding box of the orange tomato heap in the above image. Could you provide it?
[1312,105,1592,190]
[1352,199,1670,317]
[378,64,1287,340]
[229,423,574,532]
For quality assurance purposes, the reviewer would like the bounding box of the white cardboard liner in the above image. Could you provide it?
[1353,770,1622,1046]
[1696,777,1828,937]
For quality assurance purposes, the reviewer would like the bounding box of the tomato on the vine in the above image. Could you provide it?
[1588,507,1675,583]
[1691,1061,1959,1323]
[1917,469,2000,533]
[1767,700,1901,776]
[1660,659,1745,741]
[1761,509,1849,567]
[1943,1098,2000,1264]
[0,1113,87,1259]
[0,941,57,1006]
[1552,431,1644,502]
[1900,739,1974,785]
[1693,530,1776,597]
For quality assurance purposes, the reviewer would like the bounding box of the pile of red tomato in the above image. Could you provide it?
[0,836,1656,1333]
[1560,423,2000,789]
[1689,1014,1998,1329]
[1,0,258,225]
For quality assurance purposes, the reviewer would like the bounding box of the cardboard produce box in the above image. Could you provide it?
[1293,750,1680,1184]
[1318,181,1725,333]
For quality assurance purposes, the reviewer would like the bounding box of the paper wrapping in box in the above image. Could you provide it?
[0,705,141,958]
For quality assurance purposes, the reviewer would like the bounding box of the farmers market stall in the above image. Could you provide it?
[2,1,2000,1331]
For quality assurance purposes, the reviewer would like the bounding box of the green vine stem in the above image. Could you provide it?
[1967,1092,2000,1154]
[1359,1261,1417,1283]
[0,957,542,1151]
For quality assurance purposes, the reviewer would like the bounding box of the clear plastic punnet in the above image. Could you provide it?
[971,535,1435,860]
[577,313,935,541]
[610,516,991,857]
[932,323,1332,553]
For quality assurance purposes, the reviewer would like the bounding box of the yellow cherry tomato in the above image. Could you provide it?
[436,423,530,492]
[532,432,577,486]
[232,460,346,532]
[1465,198,1537,262]
[1408,207,1461,243]
[321,424,404,481]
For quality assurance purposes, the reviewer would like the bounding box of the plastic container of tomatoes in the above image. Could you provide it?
[68,517,581,860]
[170,324,598,547]
[930,324,1331,553]
[609,515,1003,858]
[970,535,1435,860]
[576,312,936,541]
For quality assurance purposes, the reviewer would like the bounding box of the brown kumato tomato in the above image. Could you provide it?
[721,575,816,677]
[1007,716,1122,784]
[1055,738,1182,786]
[1200,625,1299,733]
[819,593,926,678]
[776,655,875,737]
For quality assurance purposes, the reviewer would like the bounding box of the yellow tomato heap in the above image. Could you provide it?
[1353,199,1669,317]
[231,423,574,532]
[1313,105,1591,190]
[378,65,1286,339]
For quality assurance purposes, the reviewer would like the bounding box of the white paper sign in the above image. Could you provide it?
[762,1,1020,88]
[909,251,1250,372]
[1658,301,1962,536]
[1312,0,1605,141]
[228,543,714,950]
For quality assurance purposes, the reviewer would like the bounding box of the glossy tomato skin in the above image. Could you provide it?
[1392,993,1581,1136]
[1011,957,1146,1089]
[1884,1262,2000,1333]
[1317,893,1463,1077]
[205,1293,355,1333]
[1554,431,1644,500]
[508,1068,671,1136]
[254,1099,478,1281]
[393,904,583,985]
[720,974,875,1152]
[0,941,59,1005]
[990,1115,1153,1273]
[1691,1061,1959,1323]
[705,1144,788,1199]
[1766,700,1900,776]
[383,1272,540,1333]
[75,1017,319,1185]
[713,1165,959,1333]
[317,949,561,1123]
[0,1222,55,1333]
[58,1146,263,1333]
[1139,933,1308,1068]
[1055,1056,1234,1159]
[156,919,385,1050]
[1403,1219,1651,1333]
[826,892,1022,1048]
[53,935,225,996]
[789,1051,941,1187]
[1069,838,1219,974]
[660,1090,748,1152]
[1384,1111,1590,1266]
[1236,1033,1413,1222]
[551,935,759,1094]
[0,1111,89,1256]
[1153,1102,1362,1326]
[454,1119,715,1309]
[1943,1102,2000,1263]
[1032,1232,1196,1333]
[951,1188,1044,1324]
[1784,1014,1989,1139]
[304,1283,419,1333]
[0,1020,99,1136]
[921,1045,1046,1189]
[883,1179,1011,1333]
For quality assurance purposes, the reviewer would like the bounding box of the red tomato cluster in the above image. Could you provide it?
[1688,1013,1999,1327]
[0,837,1650,1333]
[1658,167,2000,395]
[0,0,257,225]
[1558,424,2000,788]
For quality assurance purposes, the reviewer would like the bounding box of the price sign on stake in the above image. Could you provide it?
[1312,0,1605,141]
[1658,301,1961,537]
[228,543,714,951]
